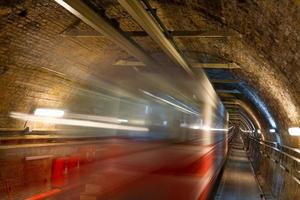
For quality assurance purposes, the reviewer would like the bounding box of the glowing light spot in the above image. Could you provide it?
[117,119,128,123]
[257,129,261,134]
[34,108,64,117]
[288,127,300,136]
[10,112,148,132]
[269,129,276,133]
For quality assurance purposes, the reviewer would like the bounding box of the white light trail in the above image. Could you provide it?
[66,113,120,123]
[34,108,64,117]
[10,112,149,132]
[117,119,128,123]
[66,113,145,125]
[190,125,228,132]
[141,90,200,116]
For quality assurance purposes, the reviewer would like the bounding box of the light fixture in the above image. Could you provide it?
[257,129,261,134]
[34,108,64,117]
[269,129,276,133]
[288,127,300,136]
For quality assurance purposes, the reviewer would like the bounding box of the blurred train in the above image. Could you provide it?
[3,85,232,200]
[0,0,234,199]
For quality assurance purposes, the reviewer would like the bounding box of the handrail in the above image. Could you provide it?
[262,139,300,155]
[247,136,300,163]
[262,139,300,151]
[261,142,299,163]
[245,135,300,184]
[248,136,300,160]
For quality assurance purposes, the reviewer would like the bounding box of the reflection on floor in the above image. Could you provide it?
[215,134,262,200]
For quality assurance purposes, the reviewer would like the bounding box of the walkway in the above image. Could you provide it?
[215,134,263,200]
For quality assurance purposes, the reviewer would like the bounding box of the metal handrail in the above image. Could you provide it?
[248,136,300,160]
[245,136,300,184]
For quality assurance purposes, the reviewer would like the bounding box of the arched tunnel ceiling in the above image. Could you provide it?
[0,0,299,147]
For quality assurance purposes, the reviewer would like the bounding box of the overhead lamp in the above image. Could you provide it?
[34,108,64,117]
[288,127,300,136]
[269,129,276,133]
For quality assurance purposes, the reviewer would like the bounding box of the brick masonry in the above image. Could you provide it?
[0,0,299,147]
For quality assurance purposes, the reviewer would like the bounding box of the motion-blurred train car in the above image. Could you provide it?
[3,80,230,200]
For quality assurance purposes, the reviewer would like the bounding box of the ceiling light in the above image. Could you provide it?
[288,127,300,136]
[34,108,64,117]
[269,129,276,133]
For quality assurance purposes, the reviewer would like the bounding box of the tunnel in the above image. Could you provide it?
[0,0,299,199]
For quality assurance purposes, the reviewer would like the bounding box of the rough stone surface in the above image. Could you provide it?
[149,0,300,146]
[0,0,299,146]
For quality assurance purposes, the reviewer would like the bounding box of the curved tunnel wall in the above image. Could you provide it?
[152,0,300,147]
[0,0,299,147]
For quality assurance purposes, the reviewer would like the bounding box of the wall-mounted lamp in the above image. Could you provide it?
[288,127,300,136]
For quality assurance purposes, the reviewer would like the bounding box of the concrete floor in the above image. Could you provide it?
[215,134,262,200]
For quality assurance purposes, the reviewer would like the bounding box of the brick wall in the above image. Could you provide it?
[0,0,299,146]
[0,0,130,129]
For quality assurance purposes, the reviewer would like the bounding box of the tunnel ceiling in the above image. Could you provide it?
[0,0,299,146]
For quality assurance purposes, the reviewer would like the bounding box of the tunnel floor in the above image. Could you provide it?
[215,134,263,200]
